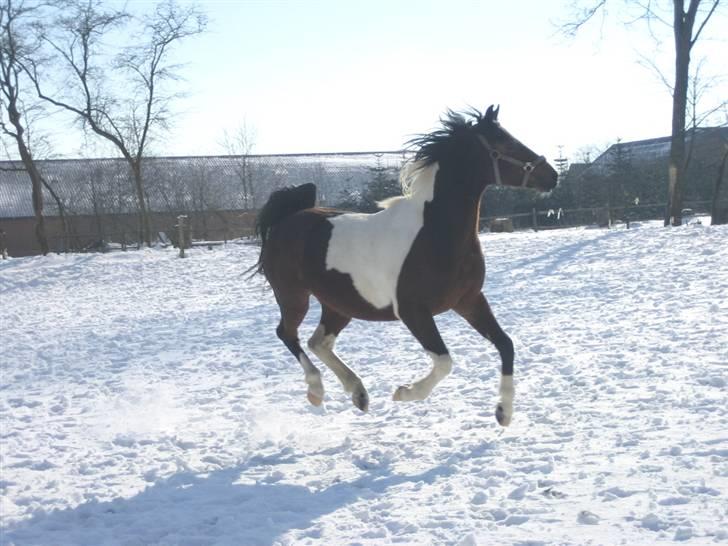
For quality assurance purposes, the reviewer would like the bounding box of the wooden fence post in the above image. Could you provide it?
[532,208,538,232]
[177,215,187,258]
[0,229,7,259]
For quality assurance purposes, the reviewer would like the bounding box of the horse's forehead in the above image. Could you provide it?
[493,124,527,149]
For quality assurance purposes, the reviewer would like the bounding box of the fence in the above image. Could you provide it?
[2,149,726,256]
[14,199,725,258]
[480,200,724,232]
[0,152,409,256]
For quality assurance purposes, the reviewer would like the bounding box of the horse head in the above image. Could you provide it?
[473,105,558,192]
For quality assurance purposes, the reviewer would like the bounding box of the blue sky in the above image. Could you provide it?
[37,0,728,163]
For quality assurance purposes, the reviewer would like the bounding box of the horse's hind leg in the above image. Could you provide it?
[455,292,514,427]
[392,304,453,402]
[275,294,325,406]
[307,305,369,412]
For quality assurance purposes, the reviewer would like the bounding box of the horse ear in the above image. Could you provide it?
[485,105,500,123]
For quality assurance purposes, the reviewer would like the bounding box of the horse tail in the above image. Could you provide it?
[247,183,317,277]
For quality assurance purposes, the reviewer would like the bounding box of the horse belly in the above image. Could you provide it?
[312,279,399,321]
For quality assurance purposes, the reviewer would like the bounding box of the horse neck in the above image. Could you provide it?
[425,168,484,255]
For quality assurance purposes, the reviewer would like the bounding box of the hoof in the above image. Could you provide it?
[392,385,412,402]
[307,390,324,407]
[353,389,369,412]
[495,403,512,427]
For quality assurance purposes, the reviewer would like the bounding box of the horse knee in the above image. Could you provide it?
[307,324,335,354]
[277,322,303,357]
[276,323,290,342]
[495,333,514,359]
[307,324,324,352]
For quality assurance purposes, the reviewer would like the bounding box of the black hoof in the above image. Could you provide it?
[495,404,511,427]
[353,390,369,412]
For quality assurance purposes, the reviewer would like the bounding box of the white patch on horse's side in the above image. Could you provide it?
[325,162,438,318]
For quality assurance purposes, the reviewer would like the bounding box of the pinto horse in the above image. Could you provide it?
[252,106,557,426]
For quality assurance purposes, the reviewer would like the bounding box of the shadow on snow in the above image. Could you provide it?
[3,449,458,545]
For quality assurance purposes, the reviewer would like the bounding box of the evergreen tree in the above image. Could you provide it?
[335,156,400,212]
[359,156,401,212]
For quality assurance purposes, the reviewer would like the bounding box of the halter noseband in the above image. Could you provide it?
[476,134,546,188]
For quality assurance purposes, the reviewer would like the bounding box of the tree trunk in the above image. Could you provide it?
[18,141,49,254]
[711,146,728,225]
[666,0,693,227]
[5,86,50,254]
[131,161,152,246]
[41,176,69,251]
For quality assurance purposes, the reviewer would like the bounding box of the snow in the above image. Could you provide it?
[1,220,727,545]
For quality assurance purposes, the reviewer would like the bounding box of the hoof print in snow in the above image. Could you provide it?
[674,526,693,541]
[508,484,529,500]
[577,510,600,525]
[503,514,529,526]
[541,487,567,499]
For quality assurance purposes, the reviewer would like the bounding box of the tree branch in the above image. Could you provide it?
[560,0,608,36]
[691,0,721,47]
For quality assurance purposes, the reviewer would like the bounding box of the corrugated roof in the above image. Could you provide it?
[0,152,408,219]
[580,127,728,178]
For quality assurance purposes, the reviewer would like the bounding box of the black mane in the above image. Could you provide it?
[407,108,486,166]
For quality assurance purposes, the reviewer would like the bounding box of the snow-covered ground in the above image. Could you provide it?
[1,220,726,545]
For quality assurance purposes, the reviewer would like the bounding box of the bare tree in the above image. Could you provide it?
[0,0,49,253]
[27,0,207,245]
[221,120,257,210]
[562,0,722,226]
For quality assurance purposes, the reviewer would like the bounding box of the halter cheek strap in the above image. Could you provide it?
[476,134,546,188]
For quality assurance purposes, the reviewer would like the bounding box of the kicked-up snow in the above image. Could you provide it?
[1,220,726,545]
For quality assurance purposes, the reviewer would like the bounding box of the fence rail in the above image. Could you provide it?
[4,198,726,259]
[480,199,724,232]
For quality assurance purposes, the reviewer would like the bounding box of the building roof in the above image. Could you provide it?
[578,127,728,178]
[0,152,408,219]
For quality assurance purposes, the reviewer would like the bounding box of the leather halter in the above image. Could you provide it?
[477,134,546,188]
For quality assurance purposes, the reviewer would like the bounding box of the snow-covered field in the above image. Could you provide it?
[1,220,726,546]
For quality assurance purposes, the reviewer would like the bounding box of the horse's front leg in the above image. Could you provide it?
[392,304,453,402]
[455,292,514,427]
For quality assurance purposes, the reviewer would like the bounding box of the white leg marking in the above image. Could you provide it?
[308,325,368,411]
[496,375,514,427]
[393,351,453,402]
[297,353,324,406]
